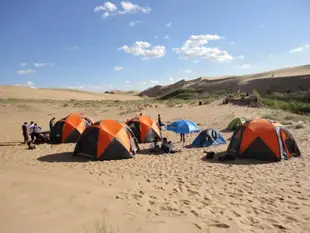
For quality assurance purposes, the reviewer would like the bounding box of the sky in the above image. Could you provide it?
[1,0,310,92]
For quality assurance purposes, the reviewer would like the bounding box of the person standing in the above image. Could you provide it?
[33,123,42,142]
[49,117,55,130]
[22,122,29,144]
[180,133,185,143]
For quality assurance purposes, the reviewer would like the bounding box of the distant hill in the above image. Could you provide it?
[139,64,310,98]
[0,86,140,101]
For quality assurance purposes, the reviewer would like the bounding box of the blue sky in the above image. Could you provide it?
[1,0,310,92]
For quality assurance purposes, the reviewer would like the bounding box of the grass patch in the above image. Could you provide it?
[261,90,310,114]
[158,88,233,103]
[262,98,310,114]
[85,220,119,233]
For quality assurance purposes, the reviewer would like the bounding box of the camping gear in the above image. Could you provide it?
[192,128,226,147]
[50,112,93,144]
[227,119,301,161]
[126,115,162,143]
[226,117,246,131]
[73,120,137,160]
[206,151,215,159]
[166,120,200,134]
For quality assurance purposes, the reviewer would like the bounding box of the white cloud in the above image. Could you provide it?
[150,80,159,84]
[17,69,36,75]
[94,2,118,13]
[169,77,174,81]
[26,81,35,88]
[175,34,233,62]
[67,84,106,92]
[240,64,251,69]
[118,41,166,59]
[268,54,274,58]
[34,63,55,67]
[15,81,35,88]
[94,1,151,18]
[68,46,78,50]
[181,69,192,74]
[20,62,27,67]
[165,22,172,27]
[34,63,46,67]
[178,56,188,60]
[193,60,200,63]
[120,1,151,14]
[164,35,170,40]
[154,36,159,39]
[129,20,141,27]
[235,55,245,59]
[139,81,147,85]
[114,66,124,71]
[290,44,309,53]
[125,81,131,84]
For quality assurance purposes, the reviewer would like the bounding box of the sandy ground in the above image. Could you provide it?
[1,100,310,233]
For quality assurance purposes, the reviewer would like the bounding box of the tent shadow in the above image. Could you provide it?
[37,152,92,163]
[137,148,162,156]
[201,151,274,165]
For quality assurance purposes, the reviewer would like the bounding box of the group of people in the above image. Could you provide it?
[21,117,56,149]
[150,137,180,154]
[22,121,43,143]
[157,114,186,143]
[22,121,43,149]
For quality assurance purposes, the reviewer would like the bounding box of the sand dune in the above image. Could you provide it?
[1,99,310,233]
[140,64,310,97]
[0,86,140,101]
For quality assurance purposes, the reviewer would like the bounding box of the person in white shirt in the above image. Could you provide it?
[33,123,42,142]
[149,137,160,153]
[28,121,35,141]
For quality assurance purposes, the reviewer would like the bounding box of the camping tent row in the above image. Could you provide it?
[50,113,301,162]
[50,113,162,160]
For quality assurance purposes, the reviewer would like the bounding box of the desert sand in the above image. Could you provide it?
[0,86,140,101]
[0,87,310,233]
[140,64,310,97]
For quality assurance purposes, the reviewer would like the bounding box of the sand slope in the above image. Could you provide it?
[0,86,140,101]
[140,64,310,97]
[1,100,310,233]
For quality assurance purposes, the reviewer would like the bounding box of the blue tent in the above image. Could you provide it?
[192,128,226,147]
[166,120,200,134]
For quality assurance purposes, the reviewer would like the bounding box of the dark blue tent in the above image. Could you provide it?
[192,128,226,147]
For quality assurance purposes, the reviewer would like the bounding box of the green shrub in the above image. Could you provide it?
[262,98,310,114]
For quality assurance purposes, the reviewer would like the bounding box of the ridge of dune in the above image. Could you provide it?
[0,86,140,101]
[139,64,310,98]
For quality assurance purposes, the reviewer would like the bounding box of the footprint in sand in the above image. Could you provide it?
[131,194,143,200]
[209,223,230,229]
[272,223,286,230]
[297,196,308,201]
[181,200,191,205]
